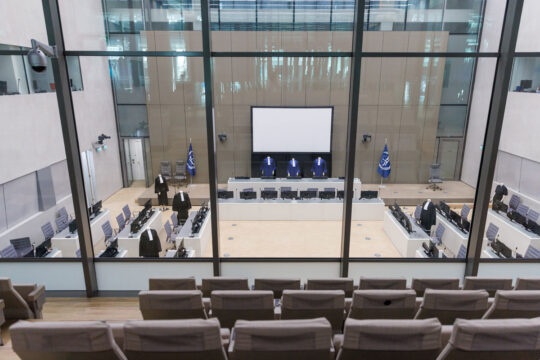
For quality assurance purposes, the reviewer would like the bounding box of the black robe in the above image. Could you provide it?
[172,192,192,223]
[154,176,169,206]
[420,201,436,231]
[139,228,161,258]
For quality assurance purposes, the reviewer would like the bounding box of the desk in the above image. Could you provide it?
[45,249,62,258]
[485,209,540,256]
[218,198,385,221]
[384,210,431,257]
[116,210,163,257]
[227,177,362,199]
[51,209,111,257]
[165,249,196,258]
[96,248,128,258]
[435,214,468,257]
[174,211,211,257]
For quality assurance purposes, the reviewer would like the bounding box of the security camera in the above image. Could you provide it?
[97,134,111,144]
[362,134,372,143]
[27,39,57,73]
[218,133,227,143]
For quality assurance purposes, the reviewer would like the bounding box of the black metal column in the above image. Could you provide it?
[340,0,365,277]
[465,0,523,276]
[201,0,221,275]
[42,0,98,296]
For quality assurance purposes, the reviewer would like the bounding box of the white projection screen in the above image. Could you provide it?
[252,107,333,153]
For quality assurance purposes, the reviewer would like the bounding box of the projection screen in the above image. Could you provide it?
[252,107,333,153]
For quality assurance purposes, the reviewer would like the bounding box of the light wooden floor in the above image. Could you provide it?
[0,298,140,360]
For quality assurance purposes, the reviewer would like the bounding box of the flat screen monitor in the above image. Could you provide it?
[493,239,512,258]
[462,219,471,232]
[337,190,344,199]
[252,107,332,153]
[281,190,298,200]
[319,191,335,200]
[92,200,102,215]
[217,190,234,199]
[240,191,257,200]
[520,79,532,89]
[439,201,451,217]
[261,190,278,200]
[144,199,152,212]
[450,210,462,226]
[360,190,378,200]
[300,190,317,199]
[69,219,78,233]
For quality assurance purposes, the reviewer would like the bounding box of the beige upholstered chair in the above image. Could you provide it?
[123,318,227,360]
[415,289,489,325]
[411,278,460,297]
[348,289,417,320]
[10,320,126,360]
[358,277,407,290]
[306,278,355,297]
[138,290,207,320]
[463,277,513,297]
[0,278,46,319]
[210,290,275,328]
[515,278,540,290]
[228,318,333,360]
[336,318,442,360]
[201,277,249,297]
[148,277,196,291]
[254,278,301,298]
[0,299,4,346]
[281,290,345,332]
[436,318,540,360]
[483,290,540,319]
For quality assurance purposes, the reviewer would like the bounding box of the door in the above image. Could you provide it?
[437,139,462,180]
[123,138,133,186]
[128,138,146,181]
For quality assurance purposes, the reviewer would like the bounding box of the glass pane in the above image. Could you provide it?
[509,57,540,93]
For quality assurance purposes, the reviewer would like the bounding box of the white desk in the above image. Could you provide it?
[51,209,111,257]
[384,210,431,258]
[227,177,362,199]
[435,214,468,257]
[217,198,385,221]
[45,249,63,258]
[174,211,211,257]
[486,209,540,256]
[116,210,163,257]
[97,248,128,258]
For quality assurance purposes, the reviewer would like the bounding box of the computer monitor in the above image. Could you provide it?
[0,81,7,95]
[300,190,317,199]
[319,190,335,200]
[450,210,462,227]
[281,190,298,200]
[240,191,257,200]
[492,200,508,213]
[508,211,527,226]
[88,206,93,216]
[217,190,234,199]
[261,190,278,200]
[337,190,344,199]
[68,219,78,233]
[92,200,102,215]
[439,201,451,218]
[35,239,52,258]
[261,176,275,180]
[287,176,302,180]
[360,190,378,200]
[312,176,328,180]
[520,79,532,89]
[492,239,512,258]
[144,199,152,212]
[462,219,471,232]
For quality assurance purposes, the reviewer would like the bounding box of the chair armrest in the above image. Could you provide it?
[203,298,211,313]
[27,285,46,318]
[441,325,453,348]
[13,284,37,299]
[220,328,231,347]
[333,334,344,352]
[0,299,4,310]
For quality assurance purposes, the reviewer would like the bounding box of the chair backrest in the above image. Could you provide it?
[281,290,345,332]
[336,318,442,360]
[323,187,335,192]
[211,290,275,328]
[57,207,68,222]
[0,277,34,319]
[359,277,407,290]
[116,213,126,231]
[230,318,332,360]
[434,224,445,244]
[460,204,471,219]
[509,194,521,211]
[307,187,318,192]
[516,204,530,217]
[102,221,114,242]
[1,244,18,258]
[254,278,301,298]
[11,320,126,360]
[457,244,467,259]
[281,186,292,192]
[348,290,417,320]
[41,222,55,240]
[463,277,513,297]
[429,164,441,179]
[123,318,226,360]
[148,277,197,291]
[524,245,540,259]
[55,213,69,233]
[515,278,540,290]
[483,290,540,319]
[201,277,249,297]
[138,290,207,320]
[170,213,178,228]
[122,205,131,220]
[415,289,489,325]
[175,160,186,176]
[263,187,275,191]
[411,278,460,297]
[306,278,355,298]
[486,223,499,242]
[10,237,33,257]
[76,249,81,258]
[164,220,172,242]
[527,209,540,223]
[437,318,540,360]
[160,161,172,177]
[414,205,422,221]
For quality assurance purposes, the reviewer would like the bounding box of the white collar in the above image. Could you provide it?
[180,191,184,201]
[158,175,163,184]
[147,229,153,241]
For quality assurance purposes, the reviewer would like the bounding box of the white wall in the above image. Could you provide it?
[516,0,540,53]
[0,0,47,47]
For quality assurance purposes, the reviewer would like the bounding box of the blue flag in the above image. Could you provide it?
[377,143,391,179]
[187,142,196,177]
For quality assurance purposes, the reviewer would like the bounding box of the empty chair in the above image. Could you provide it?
[457,244,467,258]
[414,205,422,221]
[0,244,17,258]
[57,207,68,222]
[164,220,173,243]
[55,209,69,232]
[281,290,345,332]
[508,194,521,211]
[11,320,126,360]
[139,290,207,320]
[102,220,114,243]
[336,318,442,360]
[201,277,249,298]
[516,203,530,218]
[359,277,407,290]
[229,318,333,360]
[281,186,292,192]
[116,213,126,231]
[411,278,460,297]
[254,278,301,299]
[41,221,55,240]
[10,237,33,257]
[432,224,445,245]
[174,160,187,185]
[415,289,489,325]
[149,277,197,291]
[348,290,417,320]
[160,161,172,181]
[306,278,355,297]
[524,245,540,259]
[122,204,131,221]
[170,213,179,229]
[0,278,45,319]
[437,318,540,360]
[211,290,274,328]
[485,223,499,242]
[463,277,513,297]
[527,209,539,223]
[427,164,443,190]
[483,290,540,319]
[515,278,540,290]
[461,204,471,219]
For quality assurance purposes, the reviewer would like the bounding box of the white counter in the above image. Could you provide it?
[174,211,211,257]
[116,210,163,257]
[486,209,540,256]
[435,213,468,257]
[384,210,431,258]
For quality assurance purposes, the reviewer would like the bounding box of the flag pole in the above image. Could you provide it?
[189,138,193,188]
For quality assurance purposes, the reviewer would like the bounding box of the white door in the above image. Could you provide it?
[129,139,145,180]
